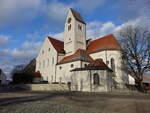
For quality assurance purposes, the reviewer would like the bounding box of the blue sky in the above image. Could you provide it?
[0,0,150,76]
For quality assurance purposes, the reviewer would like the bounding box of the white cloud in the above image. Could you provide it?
[87,21,116,39]
[0,0,149,29]
[21,41,41,50]
[12,41,41,58]
[48,32,64,41]
[116,0,150,21]
[0,0,73,29]
[0,35,10,47]
[0,0,43,27]
[114,17,150,37]
[12,49,37,59]
[43,1,73,29]
[0,49,10,56]
[100,22,116,35]
[0,40,42,76]
[26,31,41,40]
[47,21,117,41]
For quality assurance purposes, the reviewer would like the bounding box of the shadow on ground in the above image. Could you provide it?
[0,91,150,107]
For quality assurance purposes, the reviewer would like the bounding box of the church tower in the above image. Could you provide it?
[64,8,86,56]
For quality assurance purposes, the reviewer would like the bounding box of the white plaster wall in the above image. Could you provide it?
[56,61,81,83]
[73,70,109,92]
[90,50,128,88]
[23,84,69,91]
[128,74,135,85]
[58,54,65,62]
[36,37,57,83]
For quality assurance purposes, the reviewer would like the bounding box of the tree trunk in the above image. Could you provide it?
[137,80,144,92]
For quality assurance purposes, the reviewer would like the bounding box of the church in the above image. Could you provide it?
[35,8,128,92]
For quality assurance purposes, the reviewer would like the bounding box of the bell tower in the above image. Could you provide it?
[64,8,86,56]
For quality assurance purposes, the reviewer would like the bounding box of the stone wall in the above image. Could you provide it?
[19,84,69,91]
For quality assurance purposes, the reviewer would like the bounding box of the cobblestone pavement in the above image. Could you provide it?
[0,91,150,113]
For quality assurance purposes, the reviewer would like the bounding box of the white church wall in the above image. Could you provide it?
[90,50,128,88]
[71,71,91,91]
[74,70,108,92]
[128,74,135,85]
[36,37,57,83]
[58,54,65,62]
[56,61,81,83]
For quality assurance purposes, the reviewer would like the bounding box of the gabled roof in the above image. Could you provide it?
[23,59,36,74]
[71,58,112,71]
[57,49,93,65]
[70,8,86,24]
[87,34,122,54]
[86,58,112,71]
[48,36,64,54]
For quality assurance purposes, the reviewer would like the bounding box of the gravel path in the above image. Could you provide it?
[0,91,150,113]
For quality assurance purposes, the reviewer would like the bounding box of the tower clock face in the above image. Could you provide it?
[68,17,71,23]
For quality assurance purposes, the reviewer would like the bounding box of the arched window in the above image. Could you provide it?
[42,50,44,54]
[78,24,82,30]
[71,64,74,68]
[68,24,71,31]
[111,58,115,75]
[93,73,100,85]
[52,57,54,65]
[84,64,87,67]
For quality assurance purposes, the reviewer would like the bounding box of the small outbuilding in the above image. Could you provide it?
[70,59,114,92]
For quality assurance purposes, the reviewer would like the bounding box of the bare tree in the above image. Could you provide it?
[119,25,150,89]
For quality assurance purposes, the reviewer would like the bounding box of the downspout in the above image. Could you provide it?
[105,50,108,64]
[55,53,58,82]
[90,70,92,92]
[105,50,109,91]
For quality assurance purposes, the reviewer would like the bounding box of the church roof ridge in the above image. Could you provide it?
[57,49,93,65]
[87,34,122,54]
[86,58,112,71]
[47,36,63,42]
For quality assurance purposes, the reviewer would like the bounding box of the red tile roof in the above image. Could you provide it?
[87,34,122,54]
[57,49,93,64]
[48,36,64,53]
[71,58,112,71]
[86,58,112,71]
